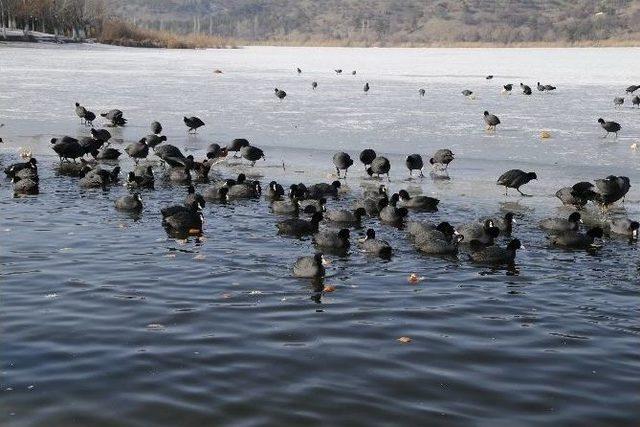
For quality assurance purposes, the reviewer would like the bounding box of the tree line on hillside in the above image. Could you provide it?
[111,0,640,45]
[1,0,639,46]
[0,0,107,38]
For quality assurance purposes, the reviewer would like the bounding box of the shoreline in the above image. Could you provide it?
[2,28,639,49]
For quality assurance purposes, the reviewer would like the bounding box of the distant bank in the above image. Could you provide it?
[2,24,637,50]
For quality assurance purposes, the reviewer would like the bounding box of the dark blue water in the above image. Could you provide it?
[1,44,639,426]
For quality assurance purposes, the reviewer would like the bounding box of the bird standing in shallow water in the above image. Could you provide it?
[598,118,621,138]
[151,121,162,135]
[312,81,318,90]
[183,116,205,134]
[497,169,537,196]
[274,88,287,101]
[367,157,391,181]
[429,149,454,171]
[405,154,424,178]
[483,111,501,130]
[363,82,370,94]
[419,88,425,97]
[125,139,149,164]
[359,149,376,171]
[333,152,354,178]
[75,102,87,124]
[241,145,265,166]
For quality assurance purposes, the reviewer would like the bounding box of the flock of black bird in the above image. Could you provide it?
[3,70,638,279]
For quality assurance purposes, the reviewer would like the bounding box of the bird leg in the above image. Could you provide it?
[409,170,413,177]
[419,169,424,178]
[517,188,532,197]
[335,168,341,178]
[386,173,390,182]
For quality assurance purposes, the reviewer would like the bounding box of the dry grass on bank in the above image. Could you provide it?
[97,20,236,49]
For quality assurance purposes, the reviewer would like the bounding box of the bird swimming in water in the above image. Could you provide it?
[405,154,424,178]
[418,88,426,97]
[296,67,302,74]
[613,97,624,108]
[12,175,39,195]
[378,195,408,225]
[609,218,639,239]
[397,189,439,211]
[502,84,513,94]
[277,212,323,236]
[363,82,370,94]
[4,158,37,178]
[550,227,603,249]
[183,116,205,133]
[486,75,493,80]
[312,81,318,90]
[292,253,326,278]
[539,212,582,232]
[597,118,621,138]
[461,89,473,97]
[332,152,354,178]
[483,111,501,130]
[335,69,342,74]
[115,193,143,212]
[314,228,350,251]
[274,88,287,101]
[497,169,537,196]
[325,207,366,226]
[359,229,392,258]
[520,83,532,95]
[469,239,522,264]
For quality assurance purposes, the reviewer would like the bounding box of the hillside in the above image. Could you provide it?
[107,0,640,46]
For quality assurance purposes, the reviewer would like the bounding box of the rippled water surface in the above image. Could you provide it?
[1,44,639,426]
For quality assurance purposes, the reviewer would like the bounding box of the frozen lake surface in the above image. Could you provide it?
[1,44,639,426]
